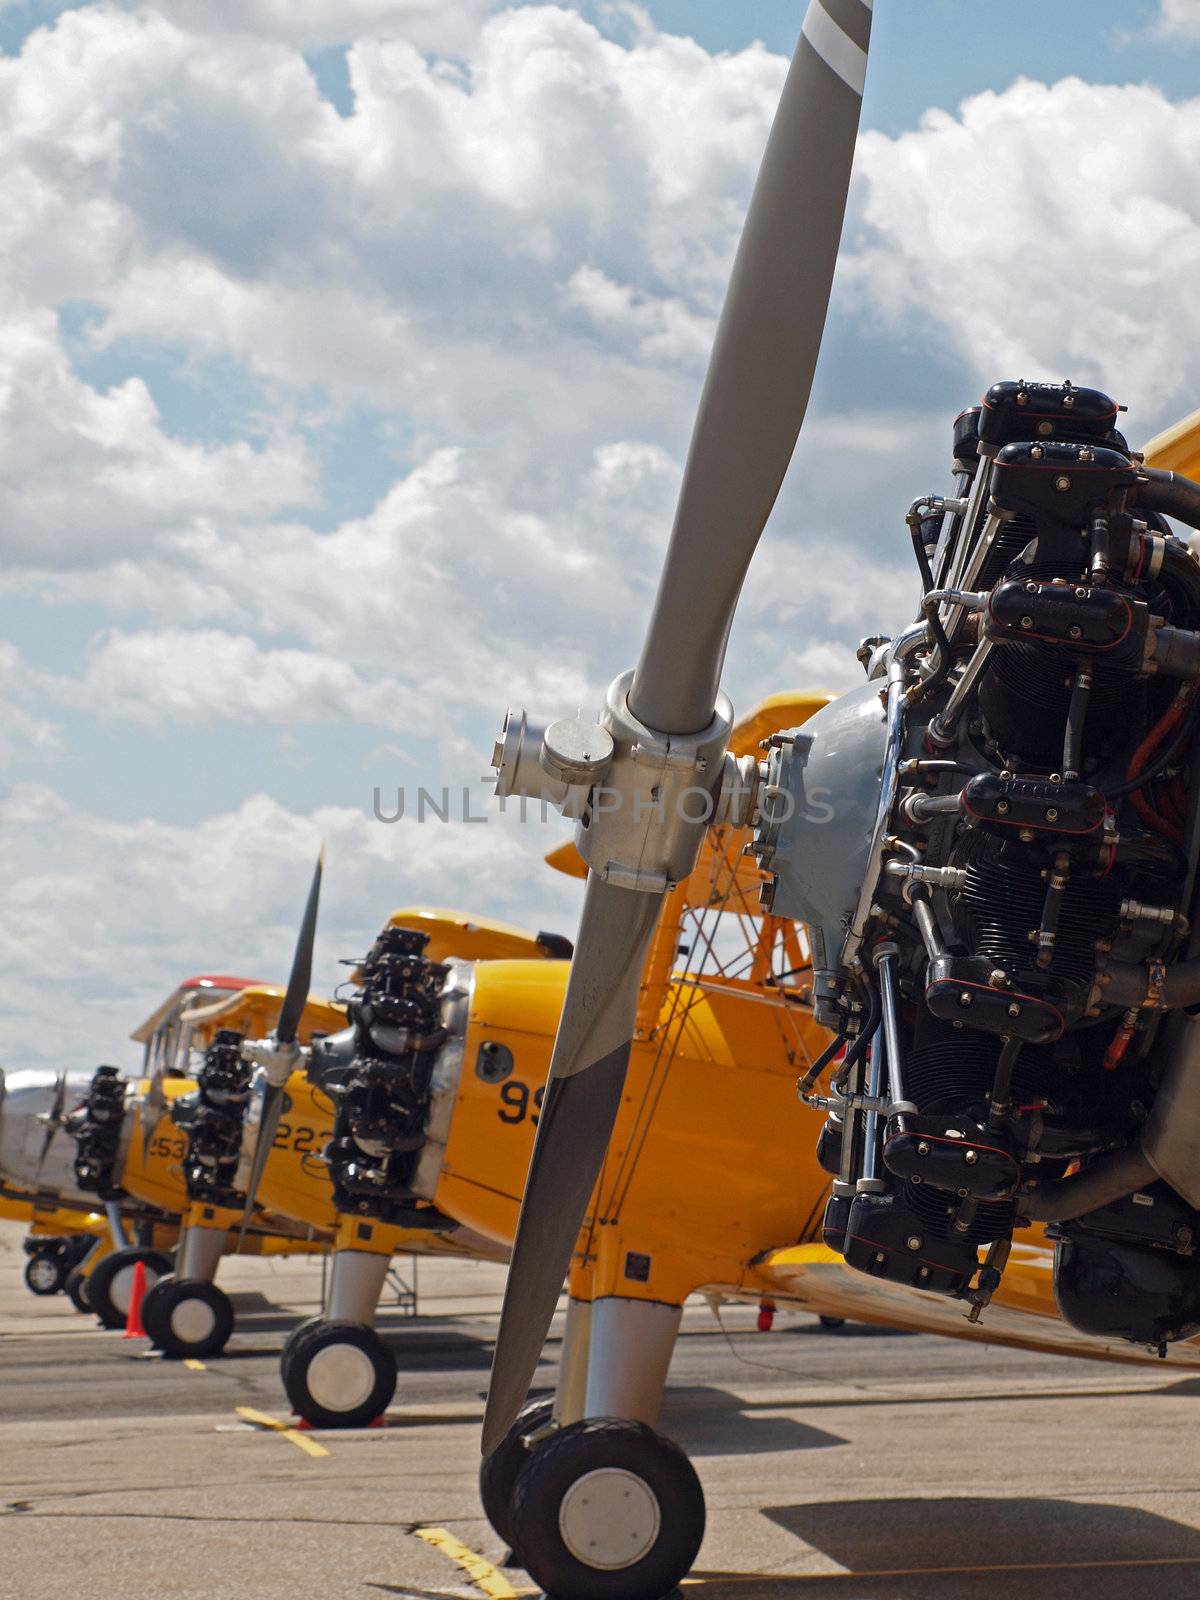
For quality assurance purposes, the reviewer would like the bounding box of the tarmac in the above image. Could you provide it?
[2,1220,1199,1600]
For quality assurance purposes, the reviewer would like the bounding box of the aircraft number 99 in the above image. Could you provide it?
[497,1081,543,1126]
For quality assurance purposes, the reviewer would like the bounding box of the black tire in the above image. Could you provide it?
[86,1247,173,1330]
[510,1417,705,1600]
[65,1264,93,1314]
[818,1315,846,1330]
[480,1397,556,1554]
[25,1251,67,1296]
[142,1277,235,1359]
[64,1235,96,1271]
[279,1316,328,1387]
[282,1320,396,1428]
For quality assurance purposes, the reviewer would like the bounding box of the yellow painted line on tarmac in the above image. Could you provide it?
[183,1358,206,1371]
[682,1554,1200,1584]
[414,1527,519,1600]
[234,1405,330,1459]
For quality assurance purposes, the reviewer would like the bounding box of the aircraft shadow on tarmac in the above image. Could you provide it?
[718,1496,1200,1600]
[216,1323,495,1373]
[661,1385,848,1456]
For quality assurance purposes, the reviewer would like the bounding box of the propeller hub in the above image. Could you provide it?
[577,669,733,894]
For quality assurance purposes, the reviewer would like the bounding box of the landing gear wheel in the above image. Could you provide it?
[510,1418,705,1600]
[279,1316,327,1387]
[65,1265,93,1314]
[282,1320,396,1428]
[818,1315,845,1330]
[85,1248,172,1330]
[142,1277,235,1358]
[25,1251,66,1296]
[480,1397,556,1556]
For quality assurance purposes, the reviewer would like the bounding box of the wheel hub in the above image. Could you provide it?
[28,1258,59,1291]
[171,1295,217,1345]
[306,1342,376,1412]
[558,1468,661,1571]
[109,1265,137,1314]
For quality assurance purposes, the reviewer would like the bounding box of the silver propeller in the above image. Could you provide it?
[239,849,324,1226]
[35,1072,67,1175]
[482,0,872,1455]
[139,1068,167,1152]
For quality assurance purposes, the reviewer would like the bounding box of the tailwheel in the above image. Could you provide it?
[282,1319,396,1428]
[818,1315,846,1330]
[142,1277,235,1359]
[86,1248,173,1330]
[24,1249,67,1296]
[510,1418,705,1600]
[479,1397,556,1557]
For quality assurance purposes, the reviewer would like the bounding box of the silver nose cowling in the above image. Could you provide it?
[0,1067,99,1204]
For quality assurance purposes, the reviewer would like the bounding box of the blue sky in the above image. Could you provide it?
[3,0,1200,1064]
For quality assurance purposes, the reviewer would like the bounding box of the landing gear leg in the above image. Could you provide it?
[517,1298,699,1600]
[494,1296,704,1600]
[281,1248,396,1427]
[142,1225,235,1359]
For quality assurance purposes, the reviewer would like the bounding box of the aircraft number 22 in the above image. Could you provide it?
[272,1122,322,1153]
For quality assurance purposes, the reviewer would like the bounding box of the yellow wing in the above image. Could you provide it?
[1144,406,1200,478]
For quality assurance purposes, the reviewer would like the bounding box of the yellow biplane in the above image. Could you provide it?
[465,0,1200,1579]
[140,920,559,1425]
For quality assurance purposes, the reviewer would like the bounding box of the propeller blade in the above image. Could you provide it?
[139,1062,167,1151]
[36,1073,66,1173]
[277,849,324,1045]
[483,2,871,1454]
[239,847,325,1229]
[239,1079,285,1230]
[482,876,661,1455]
[631,0,871,736]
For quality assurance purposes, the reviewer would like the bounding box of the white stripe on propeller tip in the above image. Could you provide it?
[802,0,868,97]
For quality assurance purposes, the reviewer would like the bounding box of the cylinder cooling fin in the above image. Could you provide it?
[308,925,468,1230]
[757,379,1200,1351]
[69,1066,132,1202]
[171,1029,254,1207]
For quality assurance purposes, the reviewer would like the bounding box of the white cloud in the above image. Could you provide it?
[29,440,679,729]
[563,266,715,364]
[0,781,582,1070]
[0,4,783,433]
[0,305,315,563]
[37,628,422,729]
[847,76,1200,432]
[133,1,495,54]
[0,643,62,760]
[1156,1,1200,37]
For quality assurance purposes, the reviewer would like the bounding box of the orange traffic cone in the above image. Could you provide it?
[123,1259,147,1339]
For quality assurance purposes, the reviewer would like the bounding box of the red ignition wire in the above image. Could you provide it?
[1125,686,1195,847]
